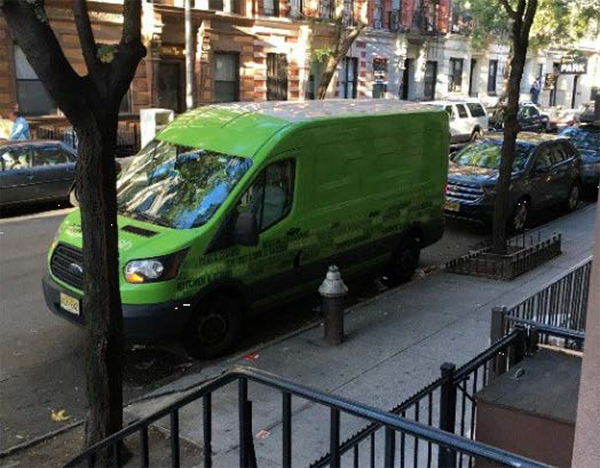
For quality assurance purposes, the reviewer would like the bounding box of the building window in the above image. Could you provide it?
[290,0,303,16]
[263,0,279,16]
[372,58,388,98]
[341,57,358,99]
[14,45,56,116]
[448,58,463,93]
[373,0,384,28]
[424,61,437,100]
[306,61,323,100]
[488,59,498,95]
[209,0,224,10]
[214,53,239,103]
[267,53,288,101]
[320,0,333,19]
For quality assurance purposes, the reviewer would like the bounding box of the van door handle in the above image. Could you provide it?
[286,227,301,236]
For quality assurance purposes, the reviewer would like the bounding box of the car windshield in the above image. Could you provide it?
[560,127,600,152]
[117,139,252,229]
[451,140,533,172]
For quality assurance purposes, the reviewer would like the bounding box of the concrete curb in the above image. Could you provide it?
[0,420,83,459]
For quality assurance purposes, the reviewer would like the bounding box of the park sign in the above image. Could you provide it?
[559,57,587,75]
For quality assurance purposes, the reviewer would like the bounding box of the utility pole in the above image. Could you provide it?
[185,0,194,110]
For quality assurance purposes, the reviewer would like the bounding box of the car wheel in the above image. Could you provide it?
[470,129,483,141]
[509,199,530,234]
[565,182,581,212]
[184,293,242,359]
[383,236,421,286]
[68,187,79,207]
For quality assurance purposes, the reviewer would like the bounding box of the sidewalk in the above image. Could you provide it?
[127,204,597,467]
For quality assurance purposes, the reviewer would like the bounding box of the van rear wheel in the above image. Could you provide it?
[383,236,420,286]
[184,293,242,359]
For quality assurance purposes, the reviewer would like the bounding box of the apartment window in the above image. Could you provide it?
[341,57,358,99]
[424,61,437,100]
[263,0,279,16]
[214,53,239,103]
[448,58,463,93]
[320,0,333,19]
[290,0,303,16]
[372,58,388,98]
[306,61,323,100]
[14,45,56,116]
[209,0,224,10]
[373,0,384,28]
[343,0,355,25]
[488,59,498,95]
[267,53,288,101]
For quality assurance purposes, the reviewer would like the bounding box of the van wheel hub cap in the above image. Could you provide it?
[198,313,228,345]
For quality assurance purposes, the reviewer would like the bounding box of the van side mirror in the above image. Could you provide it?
[233,211,259,246]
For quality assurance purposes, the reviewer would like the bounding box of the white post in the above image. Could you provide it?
[185,0,194,110]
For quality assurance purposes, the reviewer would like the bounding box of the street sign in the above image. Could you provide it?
[544,73,557,90]
[559,58,588,75]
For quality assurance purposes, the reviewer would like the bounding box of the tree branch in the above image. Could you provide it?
[521,0,538,43]
[0,0,87,126]
[109,0,146,106]
[499,0,518,19]
[73,0,101,79]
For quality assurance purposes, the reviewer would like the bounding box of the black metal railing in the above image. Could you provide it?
[309,328,535,468]
[505,257,592,332]
[36,124,141,158]
[65,364,552,468]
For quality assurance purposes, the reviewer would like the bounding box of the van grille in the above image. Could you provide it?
[446,180,484,202]
[50,244,84,290]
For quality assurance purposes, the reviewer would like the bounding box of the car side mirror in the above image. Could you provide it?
[233,211,259,247]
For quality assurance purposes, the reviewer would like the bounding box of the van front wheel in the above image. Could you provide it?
[383,236,421,286]
[184,293,242,359]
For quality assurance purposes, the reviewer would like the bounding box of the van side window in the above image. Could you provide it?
[466,103,485,117]
[455,104,468,118]
[238,159,295,231]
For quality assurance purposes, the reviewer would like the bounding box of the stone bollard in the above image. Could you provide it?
[319,265,348,346]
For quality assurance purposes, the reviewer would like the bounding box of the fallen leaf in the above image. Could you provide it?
[244,352,259,361]
[51,409,71,422]
[256,429,270,439]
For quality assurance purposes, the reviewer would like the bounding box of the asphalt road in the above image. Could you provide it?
[0,196,593,452]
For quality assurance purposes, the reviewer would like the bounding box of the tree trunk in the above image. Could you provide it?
[317,55,341,99]
[493,0,538,255]
[76,116,124,454]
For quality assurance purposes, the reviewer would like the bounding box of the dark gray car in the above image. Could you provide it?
[0,141,77,207]
[445,133,582,232]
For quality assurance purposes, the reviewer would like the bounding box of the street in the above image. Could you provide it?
[0,198,595,452]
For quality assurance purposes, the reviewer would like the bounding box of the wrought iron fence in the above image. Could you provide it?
[36,124,141,158]
[309,329,531,468]
[64,364,551,468]
[505,257,592,332]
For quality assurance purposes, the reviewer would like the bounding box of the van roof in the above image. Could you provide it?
[158,99,442,157]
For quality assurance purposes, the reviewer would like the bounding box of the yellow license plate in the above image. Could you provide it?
[60,293,80,316]
[445,201,460,212]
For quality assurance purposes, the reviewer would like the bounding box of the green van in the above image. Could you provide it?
[43,100,449,357]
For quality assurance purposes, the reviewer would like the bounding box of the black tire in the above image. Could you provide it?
[383,236,421,286]
[184,293,242,359]
[508,198,530,234]
[565,182,581,212]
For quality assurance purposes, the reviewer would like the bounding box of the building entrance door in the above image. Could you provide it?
[157,61,184,113]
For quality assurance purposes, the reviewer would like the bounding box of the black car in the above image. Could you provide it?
[445,133,582,232]
[489,103,550,133]
[0,140,77,207]
[559,125,600,189]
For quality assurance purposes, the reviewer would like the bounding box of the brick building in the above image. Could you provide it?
[1,0,598,131]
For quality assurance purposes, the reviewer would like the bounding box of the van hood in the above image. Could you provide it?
[448,162,499,185]
[57,210,199,262]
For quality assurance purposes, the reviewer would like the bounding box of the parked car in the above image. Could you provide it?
[578,101,597,124]
[0,140,77,207]
[559,124,600,189]
[445,133,582,232]
[429,100,489,144]
[544,106,582,133]
[43,100,449,357]
[489,103,550,133]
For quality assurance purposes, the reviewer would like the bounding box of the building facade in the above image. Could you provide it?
[1,0,598,128]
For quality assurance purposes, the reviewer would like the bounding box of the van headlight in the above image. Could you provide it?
[124,250,187,284]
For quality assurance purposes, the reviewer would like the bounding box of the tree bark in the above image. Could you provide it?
[316,17,365,100]
[1,0,145,458]
[492,0,538,255]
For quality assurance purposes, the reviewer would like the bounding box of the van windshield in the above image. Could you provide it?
[451,140,533,172]
[117,140,252,229]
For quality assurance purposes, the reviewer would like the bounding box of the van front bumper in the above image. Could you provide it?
[42,274,194,344]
